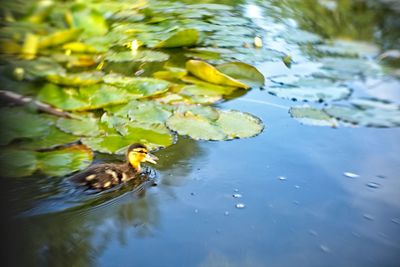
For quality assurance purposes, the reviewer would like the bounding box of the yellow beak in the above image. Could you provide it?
[144,153,158,164]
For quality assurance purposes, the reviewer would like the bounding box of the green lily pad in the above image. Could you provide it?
[154,28,199,48]
[167,108,263,140]
[37,145,93,177]
[39,29,82,48]
[186,60,249,89]
[0,145,93,177]
[104,74,170,97]
[0,107,54,145]
[215,62,265,88]
[0,149,37,178]
[289,106,338,127]
[37,83,88,111]
[79,84,137,109]
[46,71,103,86]
[105,50,169,62]
[57,116,102,137]
[324,98,400,127]
[108,100,172,124]
[216,110,264,139]
[70,4,108,37]
[21,126,80,150]
[81,134,131,154]
[167,112,226,141]
[13,57,66,80]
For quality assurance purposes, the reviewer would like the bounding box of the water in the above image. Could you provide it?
[2,0,400,266]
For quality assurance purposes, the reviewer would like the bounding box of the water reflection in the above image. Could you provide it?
[7,137,208,266]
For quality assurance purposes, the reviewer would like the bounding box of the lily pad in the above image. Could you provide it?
[13,57,66,80]
[315,39,380,58]
[57,116,102,137]
[167,112,226,141]
[21,126,80,150]
[37,83,88,111]
[37,145,93,177]
[79,84,137,109]
[215,62,265,88]
[46,71,103,86]
[186,60,249,89]
[154,28,199,48]
[105,50,169,62]
[216,110,264,139]
[70,4,108,37]
[324,98,400,127]
[108,100,172,124]
[167,108,263,140]
[0,149,37,178]
[289,106,338,127]
[0,107,54,145]
[0,145,93,177]
[39,29,82,48]
[104,74,170,97]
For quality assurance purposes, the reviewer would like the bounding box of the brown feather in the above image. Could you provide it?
[70,162,138,190]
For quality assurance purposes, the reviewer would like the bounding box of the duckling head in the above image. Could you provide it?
[127,143,158,172]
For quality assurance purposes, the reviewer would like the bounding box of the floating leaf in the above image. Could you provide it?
[37,83,88,111]
[37,145,93,177]
[62,42,98,53]
[0,149,37,178]
[81,134,131,154]
[79,84,137,109]
[108,100,172,124]
[289,106,337,127]
[0,107,54,145]
[186,60,249,89]
[154,28,199,48]
[315,39,380,57]
[167,112,226,140]
[57,116,102,137]
[216,110,264,139]
[324,98,400,127]
[69,4,108,37]
[268,86,350,102]
[46,71,103,86]
[104,74,170,97]
[20,126,79,150]
[39,29,82,48]
[167,107,263,140]
[215,62,265,87]
[105,50,169,62]
[13,57,66,80]
[21,33,39,59]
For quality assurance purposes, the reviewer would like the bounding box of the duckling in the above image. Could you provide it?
[71,143,158,190]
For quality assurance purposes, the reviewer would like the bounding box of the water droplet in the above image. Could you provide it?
[376,175,386,179]
[319,245,331,253]
[194,209,199,213]
[235,203,245,209]
[224,211,230,216]
[232,193,242,198]
[233,188,239,192]
[363,214,374,220]
[366,182,380,189]
[294,185,300,189]
[391,218,400,225]
[344,172,359,178]
[278,176,287,181]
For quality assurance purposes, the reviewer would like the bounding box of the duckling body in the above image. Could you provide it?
[70,143,158,190]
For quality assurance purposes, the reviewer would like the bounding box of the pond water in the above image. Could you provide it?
[2,0,400,266]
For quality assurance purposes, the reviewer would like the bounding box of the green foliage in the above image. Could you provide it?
[0,145,93,177]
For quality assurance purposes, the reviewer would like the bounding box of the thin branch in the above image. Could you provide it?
[0,90,72,118]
